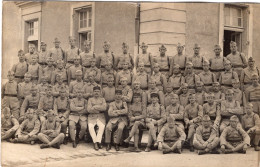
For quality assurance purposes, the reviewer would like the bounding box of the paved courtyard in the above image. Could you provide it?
[1,141,260,167]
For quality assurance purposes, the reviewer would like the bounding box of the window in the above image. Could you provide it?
[27,20,38,37]
[78,8,92,30]
[79,32,91,50]
[224,6,243,28]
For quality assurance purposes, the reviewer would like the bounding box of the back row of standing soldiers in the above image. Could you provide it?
[2,37,260,155]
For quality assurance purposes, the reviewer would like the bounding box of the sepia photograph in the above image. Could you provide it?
[1,1,260,167]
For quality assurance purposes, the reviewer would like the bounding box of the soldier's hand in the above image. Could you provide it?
[247,129,252,134]
[158,142,163,151]
[202,142,208,148]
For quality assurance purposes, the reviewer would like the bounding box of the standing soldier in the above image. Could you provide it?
[10,108,40,144]
[124,93,146,152]
[69,89,88,148]
[1,107,19,141]
[97,41,115,72]
[27,54,40,84]
[19,84,40,123]
[51,60,68,85]
[118,77,133,104]
[135,42,152,74]
[184,62,201,93]
[83,71,100,100]
[80,40,95,69]
[152,45,170,77]
[133,61,149,90]
[157,115,186,154]
[69,70,84,99]
[184,93,203,152]
[115,42,134,71]
[38,110,65,149]
[188,44,204,75]
[145,92,166,152]
[169,43,187,75]
[193,115,220,155]
[65,36,81,69]
[38,41,48,68]
[40,57,55,84]
[52,74,69,98]
[146,79,165,106]
[2,71,20,120]
[231,79,246,106]
[105,89,128,151]
[83,58,101,83]
[220,115,250,154]
[198,59,217,92]
[12,50,28,83]
[240,57,260,91]
[226,41,247,78]
[48,38,65,66]
[168,64,185,93]
[115,61,133,87]
[245,74,260,115]
[87,86,107,150]
[209,45,225,80]
[68,55,83,84]
[150,63,167,92]
[211,82,225,103]
[25,43,38,65]
[17,73,32,105]
[101,60,116,87]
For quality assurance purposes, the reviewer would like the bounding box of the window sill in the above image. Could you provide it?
[224,26,244,32]
[78,27,91,33]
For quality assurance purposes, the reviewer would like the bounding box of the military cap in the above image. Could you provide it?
[46,57,54,61]
[133,92,141,98]
[54,37,61,43]
[202,115,211,122]
[29,43,36,48]
[138,61,145,66]
[230,115,239,122]
[3,107,11,115]
[232,79,239,84]
[93,85,101,91]
[18,49,24,55]
[203,59,210,65]
[151,92,159,98]
[214,44,221,49]
[41,41,47,46]
[159,45,167,51]
[246,103,254,108]
[226,89,234,94]
[194,43,200,48]
[196,81,204,86]
[57,59,64,64]
[181,83,188,88]
[251,73,259,78]
[31,84,38,90]
[212,82,220,85]
[140,42,148,48]
[7,71,14,76]
[186,62,193,67]
[115,89,122,94]
[173,63,180,69]
[47,110,56,117]
[248,57,255,62]
[59,86,67,93]
[24,73,32,77]
[75,70,83,76]
[230,41,237,46]
[74,55,81,60]
[120,76,128,81]
[122,42,129,48]
[133,79,141,84]
[177,43,184,48]
[171,93,179,99]
[168,115,176,122]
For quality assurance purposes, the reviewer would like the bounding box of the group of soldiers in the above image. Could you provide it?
[2,36,260,155]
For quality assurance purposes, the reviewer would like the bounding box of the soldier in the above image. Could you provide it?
[83,57,101,83]
[10,108,40,144]
[240,57,260,91]
[164,84,174,108]
[87,86,107,150]
[157,115,186,154]
[135,42,152,74]
[17,73,32,105]
[11,50,28,83]
[178,83,190,107]
[51,60,68,85]
[53,87,70,140]
[198,59,217,92]
[27,54,40,84]
[97,41,115,72]
[83,71,100,100]
[105,89,128,151]
[231,79,246,106]
[169,43,187,75]
[101,60,116,87]
[118,77,133,104]
[68,55,83,84]
[165,94,185,130]
[2,71,20,120]
[1,107,19,141]
[65,36,81,69]
[80,40,95,69]
[220,115,250,154]
[188,44,204,75]
[226,41,247,78]
[38,75,49,98]
[69,89,88,148]
[146,79,165,106]
[211,82,225,103]
[132,79,147,108]
[38,110,65,149]
[124,93,146,152]
[150,63,167,92]
[48,37,65,65]
[183,62,200,93]
[241,103,260,151]
[209,45,225,80]
[52,74,69,98]
[40,57,55,84]
[152,45,170,77]
[195,81,206,106]
[193,115,220,155]
[25,43,38,65]
[115,42,134,71]
[245,74,260,115]
[102,76,116,104]
[220,89,243,133]
[132,61,149,90]
[219,59,239,93]
[184,93,203,152]
[38,41,48,68]
[69,70,84,98]
[115,60,133,87]
[145,92,166,152]
[20,84,40,123]
[38,85,55,123]
[168,64,185,93]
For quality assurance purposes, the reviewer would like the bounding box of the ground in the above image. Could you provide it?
[1,141,260,167]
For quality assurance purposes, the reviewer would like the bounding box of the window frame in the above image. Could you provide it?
[77,6,92,33]
[224,5,244,29]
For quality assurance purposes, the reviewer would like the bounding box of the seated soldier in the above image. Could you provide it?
[184,93,203,152]
[145,93,166,152]
[37,75,49,98]
[115,60,133,87]
[52,74,69,98]
[51,60,68,85]
[164,84,174,108]
[118,77,133,104]
[242,103,260,151]
[38,110,65,149]
[178,83,190,107]
[83,58,101,84]
[1,107,19,141]
[69,89,88,148]
[146,79,165,106]
[183,62,200,93]
[193,115,220,155]
[10,108,40,144]
[157,115,186,154]
[124,93,146,152]
[101,60,116,87]
[220,115,250,154]
[210,82,225,103]
[69,70,84,99]
[245,74,260,115]
[105,89,128,151]
[132,79,147,108]
[133,61,149,90]
[17,72,32,105]
[195,81,206,106]
[168,64,185,93]
[83,71,100,100]
[231,79,245,106]
[165,94,184,130]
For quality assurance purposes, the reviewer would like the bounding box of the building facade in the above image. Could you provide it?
[2,1,260,79]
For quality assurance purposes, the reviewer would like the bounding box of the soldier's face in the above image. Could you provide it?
[122,63,129,69]
[203,120,211,128]
[226,93,233,101]
[153,66,160,72]
[149,82,156,89]
[214,48,222,55]
[166,87,172,93]
[138,65,144,71]
[57,63,64,69]
[47,60,53,66]
[203,64,209,71]
[121,80,127,86]
[60,91,66,98]
[8,74,14,81]
[212,85,219,91]
[107,79,114,86]
[85,44,91,51]
[246,106,253,115]
[248,61,255,67]
[32,57,37,64]
[90,60,96,67]
[196,85,203,92]
[171,97,179,104]
[27,111,34,119]
[151,97,159,104]
[252,77,259,85]
[41,45,46,51]
[133,97,141,103]
[134,83,140,90]
[105,64,112,70]
[54,42,60,48]
[18,54,25,61]
[70,40,76,47]
[46,89,52,96]
[207,96,214,103]
[48,115,55,122]
[230,120,237,128]
[29,46,35,53]
[194,47,200,54]
[77,91,83,98]
[182,87,188,93]
[177,46,184,53]
[24,76,31,82]
[189,96,196,104]
[103,44,110,52]
[224,63,231,70]
[230,45,237,52]
[115,93,122,100]
[173,67,180,74]
[186,66,192,73]
[122,46,128,54]
[159,48,166,54]
[141,46,148,53]
[168,119,175,128]
[74,59,80,65]
[88,75,94,82]
[42,78,47,84]
[31,89,37,96]
[4,111,11,119]
[93,90,100,97]
[232,82,240,89]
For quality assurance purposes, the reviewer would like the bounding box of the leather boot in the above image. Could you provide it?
[224,149,233,154]
[40,144,50,149]
[255,146,260,151]
[115,144,120,151]
[94,143,99,151]
[163,149,171,154]
[52,143,61,149]
[97,142,103,149]
[198,150,207,155]
[106,143,111,151]
[72,141,77,148]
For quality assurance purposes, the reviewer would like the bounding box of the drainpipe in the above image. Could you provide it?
[135,2,140,54]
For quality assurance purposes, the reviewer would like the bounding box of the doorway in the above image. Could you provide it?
[223,30,242,57]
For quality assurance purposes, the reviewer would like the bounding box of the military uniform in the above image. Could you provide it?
[38,82,48,98]
[169,44,187,75]
[65,37,81,69]
[150,72,167,92]
[80,51,95,69]
[242,112,260,146]
[53,83,69,97]
[115,69,133,87]
[38,42,48,67]
[188,55,204,75]
[1,108,19,140]
[132,70,148,90]
[17,79,32,105]
[166,103,185,130]
[168,73,185,93]
[245,84,260,115]
[83,81,99,100]
[51,66,68,85]
[119,84,133,104]
[38,92,55,122]
[12,50,28,83]
[203,102,221,129]
[152,52,170,76]
[101,68,116,87]
[147,87,165,106]
[198,62,217,93]
[84,66,101,83]
[219,69,239,92]
[25,52,39,65]
[97,41,115,72]
[69,79,84,98]
[54,96,70,134]
[48,38,65,64]
[115,43,134,71]
[41,65,55,84]
[68,64,83,84]
[20,92,40,122]
[28,62,40,84]
[135,43,152,74]
[183,62,201,91]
